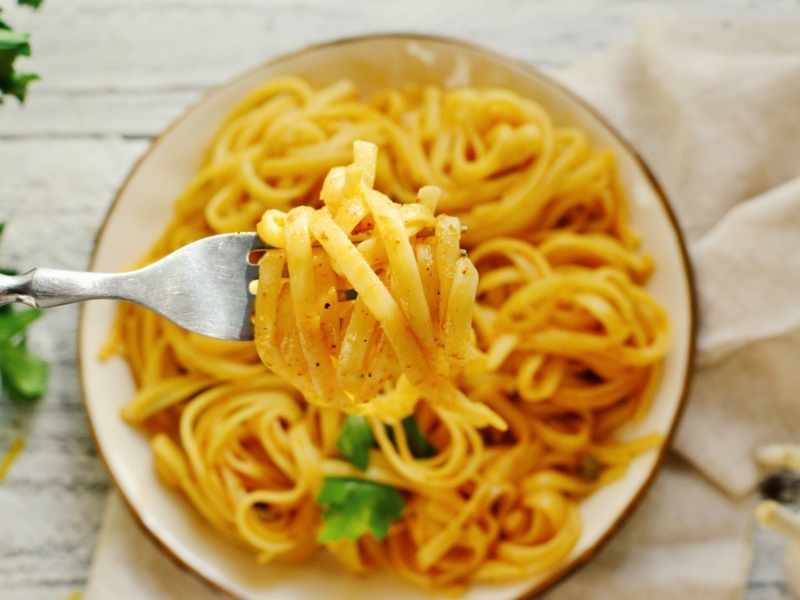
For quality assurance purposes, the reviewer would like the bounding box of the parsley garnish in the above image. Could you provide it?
[577,455,602,481]
[0,0,42,104]
[0,305,48,401]
[0,224,48,402]
[316,477,404,542]
[337,415,374,470]
[325,415,435,541]
[396,415,437,459]
[337,413,437,471]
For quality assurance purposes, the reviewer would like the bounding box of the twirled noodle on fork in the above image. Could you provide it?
[253,141,503,430]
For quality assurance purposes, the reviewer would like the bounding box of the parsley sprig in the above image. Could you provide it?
[336,415,374,470]
[317,477,405,542]
[337,414,437,471]
[0,224,48,402]
[0,0,42,104]
[317,414,438,542]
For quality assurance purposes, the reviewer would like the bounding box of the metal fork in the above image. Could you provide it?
[0,233,266,342]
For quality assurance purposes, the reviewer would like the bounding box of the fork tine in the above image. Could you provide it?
[129,232,268,342]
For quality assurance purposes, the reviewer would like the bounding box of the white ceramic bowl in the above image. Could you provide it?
[79,34,695,600]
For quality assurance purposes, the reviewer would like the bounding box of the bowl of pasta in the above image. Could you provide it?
[79,34,695,599]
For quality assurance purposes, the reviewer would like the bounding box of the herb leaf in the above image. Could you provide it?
[0,224,49,402]
[317,477,404,542]
[0,335,48,402]
[0,304,41,341]
[385,415,438,459]
[0,1,41,103]
[337,415,375,470]
[399,415,437,458]
[577,455,602,481]
[336,414,437,471]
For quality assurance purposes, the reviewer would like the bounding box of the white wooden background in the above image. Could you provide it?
[1,1,799,599]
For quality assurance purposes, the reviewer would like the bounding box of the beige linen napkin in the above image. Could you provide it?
[84,17,800,600]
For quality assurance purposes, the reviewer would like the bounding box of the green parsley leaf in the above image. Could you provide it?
[0,305,48,402]
[577,455,602,481]
[0,224,49,402]
[384,415,438,459]
[337,415,375,470]
[317,477,404,542]
[0,304,41,341]
[336,414,437,470]
[0,28,29,49]
[0,2,41,104]
[399,415,437,458]
[0,335,48,402]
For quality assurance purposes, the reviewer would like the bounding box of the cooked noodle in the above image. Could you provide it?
[105,75,670,592]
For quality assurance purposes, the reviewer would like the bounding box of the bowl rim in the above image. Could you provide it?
[78,31,697,600]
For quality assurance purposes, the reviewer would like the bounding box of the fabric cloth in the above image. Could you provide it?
[84,17,800,600]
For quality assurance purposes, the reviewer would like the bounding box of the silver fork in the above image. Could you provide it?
[0,233,266,342]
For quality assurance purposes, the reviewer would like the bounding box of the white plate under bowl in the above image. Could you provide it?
[79,34,695,600]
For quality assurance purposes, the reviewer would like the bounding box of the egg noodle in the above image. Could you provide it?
[105,76,670,591]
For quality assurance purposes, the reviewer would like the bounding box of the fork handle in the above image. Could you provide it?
[0,268,131,309]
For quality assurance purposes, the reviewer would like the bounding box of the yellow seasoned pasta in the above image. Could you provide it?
[106,75,670,592]
[253,140,502,430]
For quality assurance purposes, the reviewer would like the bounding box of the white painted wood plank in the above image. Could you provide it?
[0,90,201,137]
[2,0,799,95]
[0,138,148,599]
[0,139,149,267]
[2,0,799,137]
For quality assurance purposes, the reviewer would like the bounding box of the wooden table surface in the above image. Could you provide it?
[0,1,798,599]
